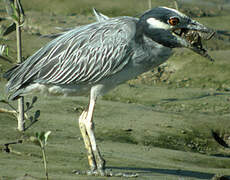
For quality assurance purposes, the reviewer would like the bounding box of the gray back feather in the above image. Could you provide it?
[6,17,138,93]
[93,8,109,22]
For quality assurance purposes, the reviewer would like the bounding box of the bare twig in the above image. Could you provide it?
[174,1,179,10]
[14,0,25,131]
[211,130,229,149]
[148,0,151,9]
[1,23,16,36]
[0,99,18,112]
[0,107,29,119]
[2,139,23,154]
[24,119,38,131]
[0,55,12,63]
[0,108,17,117]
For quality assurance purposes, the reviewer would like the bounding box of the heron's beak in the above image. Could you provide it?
[173,20,215,61]
[186,20,211,33]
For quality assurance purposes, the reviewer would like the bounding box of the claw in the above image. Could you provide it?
[73,169,139,177]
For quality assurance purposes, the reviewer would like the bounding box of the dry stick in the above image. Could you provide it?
[0,108,17,116]
[41,144,49,180]
[174,1,179,10]
[15,0,25,131]
[0,55,12,63]
[148,0,151,9]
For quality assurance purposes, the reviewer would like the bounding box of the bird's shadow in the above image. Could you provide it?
[160,92,229,103]
[108,166,229,179]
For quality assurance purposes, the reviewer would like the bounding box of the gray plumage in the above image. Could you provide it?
[5,9,173,100]
[5,18,135,97]
[4,7,213,101]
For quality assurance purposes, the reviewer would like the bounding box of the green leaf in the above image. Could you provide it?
[1,23,16,36]
[5,46,9,56]
[25,102,30,109]
[32,96,37,105]
[34,110,40,120]
[35,132,40,138]
[34,131,51,146]
[44,131,51,145]
[29,116,33,122]
[39,131,46,142]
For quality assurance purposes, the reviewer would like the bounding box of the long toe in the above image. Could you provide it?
[86,169,98,176]
[96,156,106,170]
[98,169,139,177]
[73,168,138,177]
[97,168,107,176]
[87,169,106,176]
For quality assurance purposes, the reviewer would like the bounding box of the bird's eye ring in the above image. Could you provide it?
[168,17,180,26]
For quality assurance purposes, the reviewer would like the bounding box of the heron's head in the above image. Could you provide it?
[139,7,215,61]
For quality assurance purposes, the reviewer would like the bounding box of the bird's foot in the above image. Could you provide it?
[72,169,107,176]
[73,168,138,177]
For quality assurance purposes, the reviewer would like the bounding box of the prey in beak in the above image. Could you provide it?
[173,23,215,62]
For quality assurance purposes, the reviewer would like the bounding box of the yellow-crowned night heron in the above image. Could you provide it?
[4,7,214,176]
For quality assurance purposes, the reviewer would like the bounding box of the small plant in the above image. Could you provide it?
[24,96,40,130]
[4,0,26,131]
[0,96,40,130]
[30,131,51,180]
[0,99,18,117]
[0,44,12,62]
[0,45,7,56]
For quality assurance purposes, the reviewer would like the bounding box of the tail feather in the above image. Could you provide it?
[3,64,20,81]
[3,64,26,100]
[92,8,109,22]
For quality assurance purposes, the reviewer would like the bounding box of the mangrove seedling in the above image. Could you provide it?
[30,131,51,180]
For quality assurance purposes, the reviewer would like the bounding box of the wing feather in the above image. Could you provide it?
[5,17,137,93]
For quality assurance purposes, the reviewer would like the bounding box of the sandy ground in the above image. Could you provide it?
[1,84,230,179]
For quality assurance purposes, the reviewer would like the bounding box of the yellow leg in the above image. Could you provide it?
[78,110,96,171]
[84,98,105,174]
[78,98,106,175]
[77,99,138,177]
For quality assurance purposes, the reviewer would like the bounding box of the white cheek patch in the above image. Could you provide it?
[146,17,171,30]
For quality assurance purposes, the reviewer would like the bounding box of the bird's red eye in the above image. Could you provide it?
[168,17,180,26]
